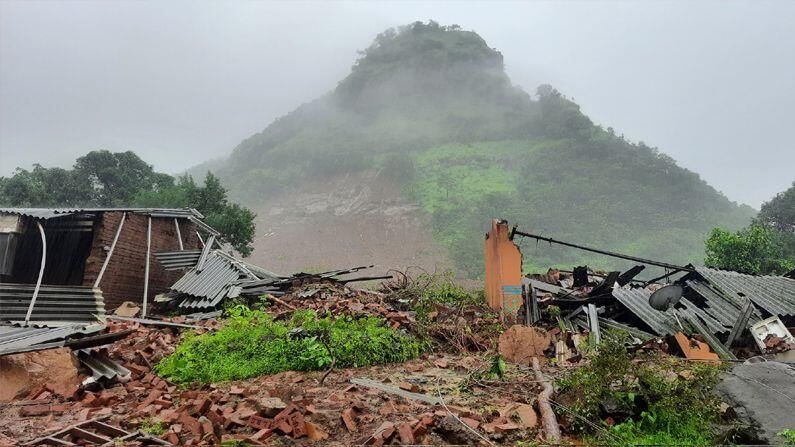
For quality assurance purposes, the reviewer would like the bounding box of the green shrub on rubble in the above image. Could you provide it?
[156,308,424,383]
[408,271,483,321]
[556,332,722,446]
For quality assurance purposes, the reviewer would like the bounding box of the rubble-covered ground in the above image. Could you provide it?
[2,272,793,446]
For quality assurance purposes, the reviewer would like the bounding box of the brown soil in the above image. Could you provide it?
[245,170,454,278]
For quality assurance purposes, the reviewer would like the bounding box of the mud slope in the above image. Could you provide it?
[246,170,453,277]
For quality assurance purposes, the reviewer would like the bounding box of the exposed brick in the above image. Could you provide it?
[397,423,414,445]
[82,212,199,310]
[341,408,357,432]
[289,413,307,438]
[193,397,212,415]
[19,405,57,417]
[247,415,272,430]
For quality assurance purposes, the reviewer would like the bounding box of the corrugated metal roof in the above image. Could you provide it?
[0,284,105,324]
[0,324,104,356]
[685,279,763,326]
[77,348,131,382]
[153,250,202,270]
[0,207,203,220]
[612,287,680,335]
[694,267,795,317]
[172,250,258,309]
[613,285,735,336]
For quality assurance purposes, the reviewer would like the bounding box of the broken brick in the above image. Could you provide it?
[397,423,414,445]
[460,417,480,429]
[341,408,358,432]
[165,432,180,445]
[247,415,272,430]
[193,397,211,415]
[305,422,329,442]
[19,404,57,417]
[250,428,274,442]
[398,382,419,392]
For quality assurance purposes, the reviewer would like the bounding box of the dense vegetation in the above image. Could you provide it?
[558,333,723,446]
[207,21,753,277]
[0,150,256,256]
[705,182,795,275]
[156,308,423,383]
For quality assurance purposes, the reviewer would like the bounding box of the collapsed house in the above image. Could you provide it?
[485,219,795,360]
[0,207,221,396]
[0,207,218,323]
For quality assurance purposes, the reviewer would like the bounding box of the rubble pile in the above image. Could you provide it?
[1,319,547,445]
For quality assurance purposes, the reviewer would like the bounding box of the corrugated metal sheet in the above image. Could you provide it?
[0,284,105,324]
[0,207,202,220]
[172,251,258,309]
[694,267,795,317]
[612,287,680,335]
[685,279,763,326]
[153,250,202,270]
[613,285,735,336]
[77,348,131,381]
[0,324,104,355]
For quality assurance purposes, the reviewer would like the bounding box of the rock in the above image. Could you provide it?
[0,347,80,402]
[498,325,551,365]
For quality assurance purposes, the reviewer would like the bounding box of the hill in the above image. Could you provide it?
[210,21,754,278]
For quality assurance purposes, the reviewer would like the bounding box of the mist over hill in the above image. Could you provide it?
[206,21,753,277]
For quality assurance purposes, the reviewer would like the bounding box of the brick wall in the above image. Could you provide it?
[82,212,200,312]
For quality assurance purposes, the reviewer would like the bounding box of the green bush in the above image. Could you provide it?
[405,271,483,321]
[557,333,722,446]
[156,309,424,383]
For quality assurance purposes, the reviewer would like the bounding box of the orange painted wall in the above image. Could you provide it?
[484,219,523,319]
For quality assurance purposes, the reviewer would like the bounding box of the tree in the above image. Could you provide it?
[758,181,795,232]
[0,165,93,206]
[0,150,256,258]
[132,172,256,257]
[704,224,794,275]
[73,150,173,205]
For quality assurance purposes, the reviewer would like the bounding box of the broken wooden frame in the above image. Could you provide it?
[25,416,171,446]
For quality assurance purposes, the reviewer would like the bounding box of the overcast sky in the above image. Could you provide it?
[1,1,793,208]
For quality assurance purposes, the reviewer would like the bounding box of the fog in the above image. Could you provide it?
[1,1,793,208]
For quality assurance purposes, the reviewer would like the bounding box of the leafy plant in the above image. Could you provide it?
[488,354,507,380]
[156,309,424,383]
[557,333,723,445]
[779,429,795,445]
[138,418,166,436]
[705,224,794,275]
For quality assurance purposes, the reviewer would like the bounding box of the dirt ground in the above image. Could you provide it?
[245,170,455,278]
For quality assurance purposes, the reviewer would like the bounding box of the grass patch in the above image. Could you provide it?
[138,418,166,436]
[557,333,722,446]
[156,309,424,383]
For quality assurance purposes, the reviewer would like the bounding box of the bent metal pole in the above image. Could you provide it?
[24,220,47,326]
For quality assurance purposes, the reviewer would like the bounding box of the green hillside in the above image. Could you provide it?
[214,21,754,277]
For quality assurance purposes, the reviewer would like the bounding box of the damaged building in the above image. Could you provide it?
[0,207,215,323]
[485,219,795,360]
